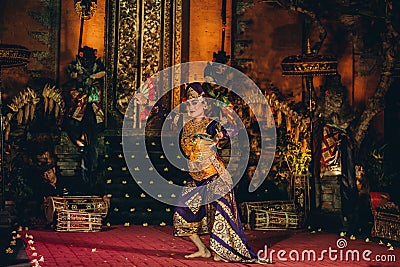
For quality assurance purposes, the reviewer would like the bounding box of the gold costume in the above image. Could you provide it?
[173,117,257,262]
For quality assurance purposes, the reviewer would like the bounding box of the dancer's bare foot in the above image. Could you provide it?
[213,254,228,262]
[184,249,211,258]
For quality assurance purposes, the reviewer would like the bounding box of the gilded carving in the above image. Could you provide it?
[172,0,183,108]
[105,0,182,126]
[141,0,162,81]
[163,0,171,70]
[116,0,139,114]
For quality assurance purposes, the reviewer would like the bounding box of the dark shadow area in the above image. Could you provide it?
[0,228,30,267]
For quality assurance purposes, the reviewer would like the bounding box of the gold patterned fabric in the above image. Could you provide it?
[173,118,257,262]
[173,209,209,237]
[180,118,221,180]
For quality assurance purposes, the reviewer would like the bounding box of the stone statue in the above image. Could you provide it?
[314,74,359,234]
[315,74,355,177]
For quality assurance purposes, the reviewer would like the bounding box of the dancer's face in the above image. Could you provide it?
[186,98,205,119]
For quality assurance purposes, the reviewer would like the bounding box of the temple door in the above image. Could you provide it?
[104,0,184,128]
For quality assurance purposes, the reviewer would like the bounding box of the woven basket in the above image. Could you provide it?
[56,210,102,232]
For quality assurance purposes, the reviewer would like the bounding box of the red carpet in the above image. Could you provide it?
[21,226,399,266]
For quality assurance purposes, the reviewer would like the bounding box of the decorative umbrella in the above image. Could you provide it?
[281,40,337,218]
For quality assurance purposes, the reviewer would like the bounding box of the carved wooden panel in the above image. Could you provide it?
[105,0,182,127]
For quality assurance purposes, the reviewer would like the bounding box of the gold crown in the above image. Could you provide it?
[186,87,201,100]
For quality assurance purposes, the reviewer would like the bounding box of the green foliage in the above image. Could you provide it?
[5,170,33,204]
[4,147,34,204]
[363,144,399,191]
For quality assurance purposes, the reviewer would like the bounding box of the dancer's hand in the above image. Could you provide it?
[214,129,224,143]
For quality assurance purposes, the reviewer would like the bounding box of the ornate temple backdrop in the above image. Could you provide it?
[0,0,385,131]
[0,0,398,225]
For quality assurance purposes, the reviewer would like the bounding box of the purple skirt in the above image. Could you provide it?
[173,175,257,262]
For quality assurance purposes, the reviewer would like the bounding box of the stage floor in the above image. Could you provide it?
[19,225,399,266]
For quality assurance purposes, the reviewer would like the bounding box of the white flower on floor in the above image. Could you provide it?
[32,252,38,256]
[30,258,40,267]
[92,248,97,252]
[379,240,384,245]
[387,242,392,247]
[27,235,34,239]
[30,246,36,251]
[39,256,45,262]
[28,239,34,245]
[365,238,370,242]
[339,231,346,237]
[388,246,394,251]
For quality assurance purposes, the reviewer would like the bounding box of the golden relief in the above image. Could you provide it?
[141,0,162,81]
[172,0,183,108]
[106,0,182,122]
[116,0,139,114]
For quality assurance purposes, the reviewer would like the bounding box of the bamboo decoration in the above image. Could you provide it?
[7,87,40,125]
[294,126,300,143]
[3,84,66,141]
[286,116,292,132]
[276,110,282,127]
[265,92,309,146]
[42,84,65,120]
[1,113,12,141]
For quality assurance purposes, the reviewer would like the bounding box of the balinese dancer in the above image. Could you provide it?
[173,83,268,263]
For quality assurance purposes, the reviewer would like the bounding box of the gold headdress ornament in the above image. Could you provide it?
[187,87,201,100]
[185,83,205,101]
